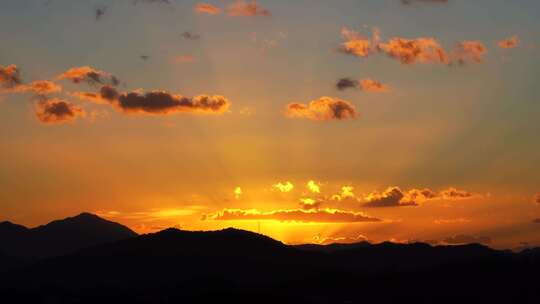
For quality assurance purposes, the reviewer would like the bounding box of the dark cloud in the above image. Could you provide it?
[285,97,357,121]
[95,6,107,20]
[336,78,358,91]
[73,86,230,116]
[57,66,120,87]
[533,219,540,224]
[181,31,201,40]
[140,55,150,61]
[0,64,22,89]
[442,234,492,245]
[207,208,381,223]
[117,91,230,115]
[35,99,85,124]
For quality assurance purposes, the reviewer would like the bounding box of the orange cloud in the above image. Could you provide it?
[452,41,488,64]
[174,55,195,64]
[377,37,450,65]
[498,36,520,49]
[439,187,475,200]
[339,27,373,58]
[72,86,230,116]
[57,66,119,86]
[207,208,381,223]
[0,64,22,89]
[339,28,488,66]
[227,0,271,17]
[11,80,62,96]
[35,98,85,124]
[194,3,221,15]
[359,79,390,93]
[285,97,357,121]
[535,193,540,204]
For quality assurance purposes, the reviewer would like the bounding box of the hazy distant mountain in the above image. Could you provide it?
[1,214,539,303]
[0,212,137,258]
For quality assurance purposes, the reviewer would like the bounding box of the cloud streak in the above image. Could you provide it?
[206,208,381,223]
[57,66,119,86]
[194,3,222,15]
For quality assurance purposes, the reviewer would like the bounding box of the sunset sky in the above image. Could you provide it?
[1,0,540,249]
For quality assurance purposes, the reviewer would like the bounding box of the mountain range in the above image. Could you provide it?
[1,213,539,303]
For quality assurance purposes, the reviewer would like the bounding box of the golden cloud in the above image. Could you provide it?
[307,180,321,193]
[273,181,294,193]
[285,97,357,121]
[299,198,322,210]
[206,208,381,223]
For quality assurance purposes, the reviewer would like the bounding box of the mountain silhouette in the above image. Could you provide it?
[0,212,137,258]
[1,214,539,303]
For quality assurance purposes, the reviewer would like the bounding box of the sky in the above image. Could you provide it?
[1,0,539,250]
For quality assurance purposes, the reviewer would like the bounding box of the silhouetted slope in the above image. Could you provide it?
[0,213,137,258]
[1,218,540,303]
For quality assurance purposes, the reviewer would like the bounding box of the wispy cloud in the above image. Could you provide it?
[194,3,222,15]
